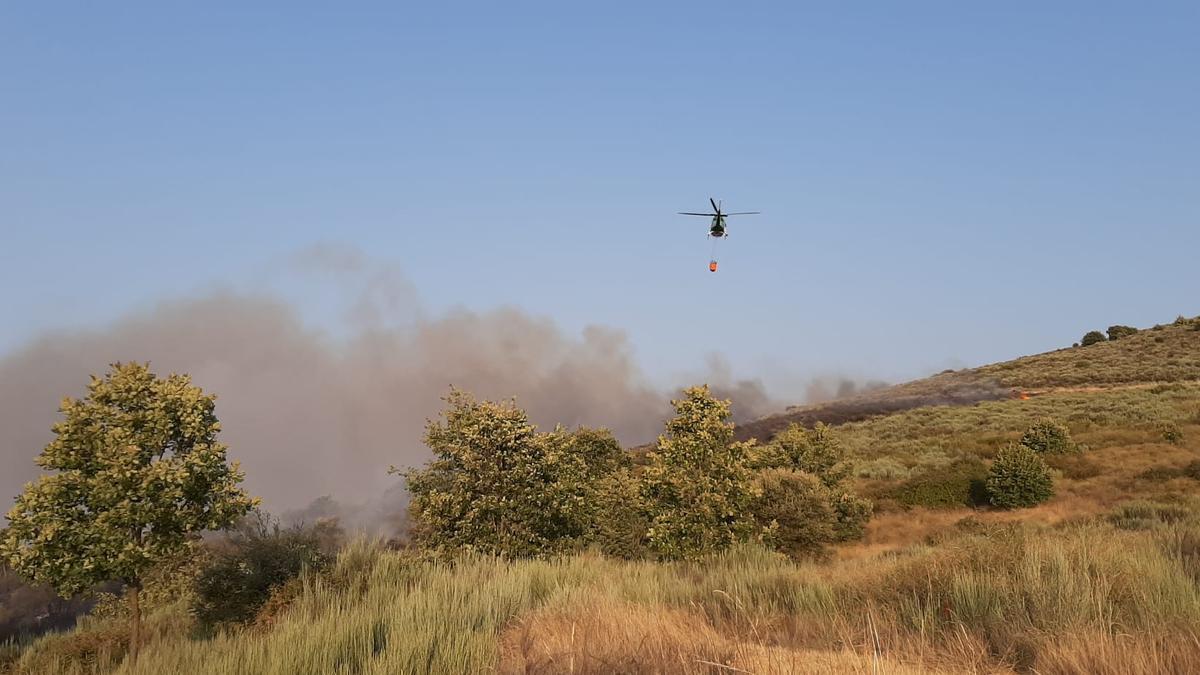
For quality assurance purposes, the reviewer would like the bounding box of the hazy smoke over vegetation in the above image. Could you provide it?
[803,376,891,404]
[0,246,795,526]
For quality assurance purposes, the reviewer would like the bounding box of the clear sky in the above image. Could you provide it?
[2,1,1198,394]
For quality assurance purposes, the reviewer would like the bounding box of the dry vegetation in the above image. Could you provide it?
[5,316,1200,674]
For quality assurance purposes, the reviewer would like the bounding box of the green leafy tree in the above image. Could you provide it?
[752,422,850,486]
[1020,418,1076,454]
[398,389,623,558]
[1080,330,1107,346]
[0,363,257,661]
[986,444,1054,509]
[641,386,758,560]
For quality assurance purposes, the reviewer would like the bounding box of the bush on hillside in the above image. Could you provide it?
[1020,418,1076,454]
[1161,423,1184,445]
[986,444,1054,509]
[751,422,850,486]
[889,459,989,509]
[831,491,873,541]
[750,469,873,561]
[192,513,338,627]
[400,389,629,558]
[641,386,758,560]
[1106,325,1138,341]
[1080,330,1107,347]
[752,470,835,560]
[587,470,649,559]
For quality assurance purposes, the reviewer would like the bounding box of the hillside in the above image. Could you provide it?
[732,316,1200,444]
[5,316,1200,675]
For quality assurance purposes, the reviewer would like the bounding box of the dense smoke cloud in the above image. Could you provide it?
[0,247,788,522]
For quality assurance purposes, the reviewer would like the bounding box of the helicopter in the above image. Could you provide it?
[678,198,759,271]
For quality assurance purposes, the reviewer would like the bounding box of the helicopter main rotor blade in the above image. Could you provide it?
[722,212,760,216]
[710,197,720,214]
[678,212,717,216]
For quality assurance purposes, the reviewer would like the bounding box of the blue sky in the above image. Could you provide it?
[2,2,1198,395]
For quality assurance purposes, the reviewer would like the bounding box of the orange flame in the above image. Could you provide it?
[709,261,718,272]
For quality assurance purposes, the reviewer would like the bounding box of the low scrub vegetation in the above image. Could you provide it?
[986,444,1054,509]
[10,505,1200,674]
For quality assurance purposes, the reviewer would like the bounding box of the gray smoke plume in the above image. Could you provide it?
[0,247,778,525]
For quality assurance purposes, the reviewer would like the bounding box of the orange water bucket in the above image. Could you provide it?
[709,260,718,272]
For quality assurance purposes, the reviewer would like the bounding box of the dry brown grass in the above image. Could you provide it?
[497,595,992,675]
[1033,631,1200,675]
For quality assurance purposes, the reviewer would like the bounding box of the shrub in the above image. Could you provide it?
[831,490,872,541]
[986,444,1054,509]
[752,470,836,560]
[1138,465,1183,482]
[751,422,850,486]
[1161,423,1184,445]
[588,470,649,559]
[889,459,989,508]
[641,386,758,560]
[192,513,337,627]
[1106,325,1138,341]
[1185,461,1200,480]
[400,389,626,558]
[1080,330,1106,346]
[1020,418,1075,454]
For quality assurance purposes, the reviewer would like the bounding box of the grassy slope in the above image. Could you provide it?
[731,317,1200,444]
[7,318,1200,674]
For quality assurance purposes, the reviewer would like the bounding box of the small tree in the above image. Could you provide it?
[398,389,624,558]
[641,386,758,560]
[1106,325,1138,341]
[753,422,850,486]
[192,512,336,627]
[0,363,257,661]
[986,444,1054,509]
[1020,418,1075,454]
[1081,330,1107,346]
[753,470,835,560]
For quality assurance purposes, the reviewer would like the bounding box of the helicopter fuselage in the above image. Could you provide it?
[709,217,727,238]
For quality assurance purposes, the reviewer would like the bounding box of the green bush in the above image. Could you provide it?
[889,459,989,508]
[1080,330,1106,346]
[986,444,1054,509]
[750,422,850,486]
[831,490,872,541]
[641,386,758,560]
[400,390,628,558]
[752,470,836,560]
[192,514,337,627]
[1020,418,1076,454]
[1106,325,1138,341]
[587,470,648,559]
